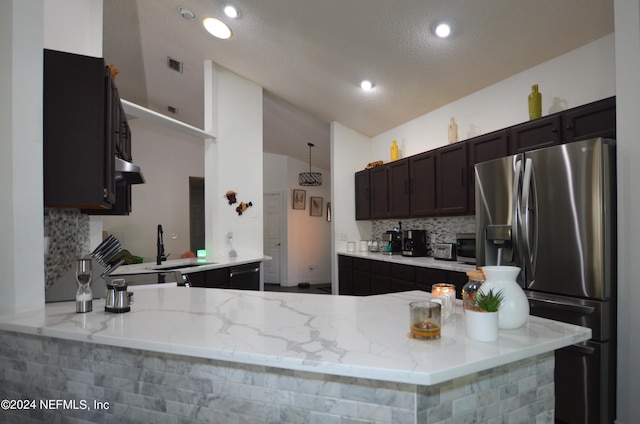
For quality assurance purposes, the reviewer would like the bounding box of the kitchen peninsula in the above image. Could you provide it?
[0,286,589,423]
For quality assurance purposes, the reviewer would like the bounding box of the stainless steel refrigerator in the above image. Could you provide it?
[475,137,616,424]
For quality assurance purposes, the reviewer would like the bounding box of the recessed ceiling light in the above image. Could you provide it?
[203,17,232,39]
[178,7,195,21]
[222,4,240,19]
[433,21,453,38]
[360,80,374,91]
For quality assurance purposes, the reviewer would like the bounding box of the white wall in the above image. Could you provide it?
[330,122,373,293]
[206,68,264,259]
[613,2,640,422]
[102,119,204,261]
[0,0,46,314]
[370,34,616,158]
[43,0,102,57]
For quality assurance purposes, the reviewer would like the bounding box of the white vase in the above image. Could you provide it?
[465,309,499,342]
[480,266,530,330]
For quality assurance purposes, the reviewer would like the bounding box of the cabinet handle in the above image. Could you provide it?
[566,125,573,131]
[461,169,465,186]
[551,127,558,133]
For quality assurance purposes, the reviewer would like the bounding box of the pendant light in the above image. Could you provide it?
[299,143,322,186]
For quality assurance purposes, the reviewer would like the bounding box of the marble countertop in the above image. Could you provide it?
[339,251,476,273]
[110,255,270,276]
[0,287,590,386]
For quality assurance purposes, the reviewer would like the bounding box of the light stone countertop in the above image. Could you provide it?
[110,254,271,275]
[0,287,590,386]
[339,251,476,273]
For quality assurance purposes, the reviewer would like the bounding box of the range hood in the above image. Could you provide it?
[115,157,145,184]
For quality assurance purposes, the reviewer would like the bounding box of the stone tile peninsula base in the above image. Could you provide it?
[1,331,554,424]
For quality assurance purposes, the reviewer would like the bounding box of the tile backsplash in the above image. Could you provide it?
[372,216,475,255]
[44,208,89,288]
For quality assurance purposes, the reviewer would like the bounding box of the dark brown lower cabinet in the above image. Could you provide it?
[338,255,468,297]
[369,261,391,294]
[338,256,354,295]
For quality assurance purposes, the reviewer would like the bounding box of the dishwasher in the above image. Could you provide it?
[229,262,260,290]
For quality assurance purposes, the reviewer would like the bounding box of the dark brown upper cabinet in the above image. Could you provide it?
[387,159,410,218]
[370,166,389,219]
[467,130,509,213]
[355,169,371,220]
[353,96,615,221]
[44,49,115,209]
[563,96,616,143]
[436,142,468,215]
[409,151,437,217]
[509,114,562,154]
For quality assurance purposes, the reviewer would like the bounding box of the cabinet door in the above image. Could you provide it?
[370,166,389,219]
[409,151,437,217]
[436,143,469,215]
[353,259,370,295]
[369,261,391,294]
[390,263,416,292]
[44,49,114,209]
[509,114,562,154]
[415,267,447,291]
[563,97,616,143]
[387,159,410,218]
[467,130,509,213]
[355,170,371,220]
[338,256,354,295]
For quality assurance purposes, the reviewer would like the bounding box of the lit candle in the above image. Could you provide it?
[431,283,456,320]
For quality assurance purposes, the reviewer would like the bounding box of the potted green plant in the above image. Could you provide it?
[465,288,504,342]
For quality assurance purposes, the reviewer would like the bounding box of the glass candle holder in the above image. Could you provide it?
[431,283,456,321]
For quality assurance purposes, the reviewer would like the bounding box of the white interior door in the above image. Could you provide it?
[263,192,283,284]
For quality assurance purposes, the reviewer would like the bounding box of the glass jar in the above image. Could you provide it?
[462,269,485,312]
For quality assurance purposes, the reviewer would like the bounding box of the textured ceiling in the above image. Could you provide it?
[103,0,614,171]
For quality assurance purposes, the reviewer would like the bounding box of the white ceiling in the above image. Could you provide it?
[103,0,613,172]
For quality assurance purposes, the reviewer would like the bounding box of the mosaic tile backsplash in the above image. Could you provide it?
[44,208,90,289]
[372,216,475,255]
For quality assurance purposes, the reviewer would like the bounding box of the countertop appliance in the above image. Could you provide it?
[402,230,427,257]
[475,138,617,424]
[432,243,456,261]
[380,230,402,255]
[455,233,476,264]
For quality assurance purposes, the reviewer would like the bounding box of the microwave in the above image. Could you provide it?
[456,233,476,264]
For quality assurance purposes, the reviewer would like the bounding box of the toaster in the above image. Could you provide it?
[432,243,456,261]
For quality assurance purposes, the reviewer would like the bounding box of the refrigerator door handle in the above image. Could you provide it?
[521,158,536,280]
[527,295,595,313]
[512,159,523,265]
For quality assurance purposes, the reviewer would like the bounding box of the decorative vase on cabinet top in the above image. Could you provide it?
[479,266,529,329]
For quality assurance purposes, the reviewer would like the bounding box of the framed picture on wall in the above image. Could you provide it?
[292,189,306,210]
[310,197,323,217]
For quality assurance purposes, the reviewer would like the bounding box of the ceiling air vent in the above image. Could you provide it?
[167,106,179,115]
[167,57,183,73]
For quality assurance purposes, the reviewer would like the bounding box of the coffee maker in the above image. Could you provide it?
[402,230,427,257]
[380,230,402,255]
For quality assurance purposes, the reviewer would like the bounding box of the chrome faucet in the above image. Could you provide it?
[156,224,167,265]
